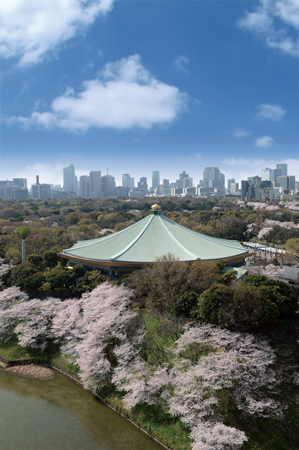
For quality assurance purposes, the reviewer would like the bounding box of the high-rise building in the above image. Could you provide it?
[122,174,131,188]
[203,167,225,189]
[230,182,239,194]
[241,180,249,201]
[261,168,276,182]
[276,164,287,176]
[89,171,102,197]
[63,164,77,194]
[163,179,170,195]
[13,178,27,188]
[102,175,116,197]
[79,175,90,197]
[179,171,189,180]
[137,177,148,194]
[227,178,235,192]
[183,177,193,188]
[277,175,295,191]
[31,175,51,199]
[152,171,160,190]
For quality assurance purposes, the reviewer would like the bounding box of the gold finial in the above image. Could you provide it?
[151,203,161,210]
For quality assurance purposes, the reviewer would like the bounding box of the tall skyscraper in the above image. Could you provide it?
[203,167,225,188]
[102,175,116,197]
[152,171,160,190]
[79,175,90,197]
[163,179,170,195]
[227,178,235,192]
[89,171,102,197]
[179,171,189,180]
[63,164,77,194]
[122,174,131,188]
[137,177,148,194]
[276,164,287,176]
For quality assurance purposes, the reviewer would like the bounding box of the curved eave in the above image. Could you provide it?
[62,213,250,263]
[60,252,252,267]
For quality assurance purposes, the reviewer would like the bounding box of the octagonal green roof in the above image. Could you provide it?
[62,211,249,264]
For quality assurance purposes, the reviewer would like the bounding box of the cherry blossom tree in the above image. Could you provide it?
[52,282,141,391]
[113,324,284,450]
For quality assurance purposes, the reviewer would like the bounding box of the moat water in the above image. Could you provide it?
[0,370,164,450]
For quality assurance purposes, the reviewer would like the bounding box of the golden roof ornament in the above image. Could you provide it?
[151,203,161,210]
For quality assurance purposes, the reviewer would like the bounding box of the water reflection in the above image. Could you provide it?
[0,370,163,450]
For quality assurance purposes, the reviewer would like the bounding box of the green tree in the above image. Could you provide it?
[16,225,31,240]
[27,254,40,266]
[5,248,22,264]
[43,251,59,269]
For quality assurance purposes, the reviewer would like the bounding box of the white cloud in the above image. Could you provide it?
[233,127,251,138]
[238,0,299,57]
[0,0,114,66]
[10,54,189,131]
[15,163,64,186]
[256,103,286,121]
[173,55,190,73]
[255,135,274,147]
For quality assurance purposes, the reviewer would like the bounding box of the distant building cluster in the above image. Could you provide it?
[0,162,297,201]
[241,164,298,202]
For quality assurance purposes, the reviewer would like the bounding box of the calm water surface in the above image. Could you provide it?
[0,370,164,450]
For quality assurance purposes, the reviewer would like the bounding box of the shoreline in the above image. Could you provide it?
[0,355,171,450]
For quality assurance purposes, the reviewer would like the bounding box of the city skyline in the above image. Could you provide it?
[1,1,298,186]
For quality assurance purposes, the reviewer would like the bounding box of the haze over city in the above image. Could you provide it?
[1,0,298,187]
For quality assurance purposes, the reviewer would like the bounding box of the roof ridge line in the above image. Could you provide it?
[63,215,150,252]
[109,214,155,261]
[158,215,200,260]
[163,215,244,250]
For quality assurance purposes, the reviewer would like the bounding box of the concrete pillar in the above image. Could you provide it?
[22,240,25,264]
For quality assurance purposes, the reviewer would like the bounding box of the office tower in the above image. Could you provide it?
[163,179,170,195]
[241,180,248,201]
[230,182,239,194]
[276,164,287,176]
[289,176,295,191]
[277,175,295,191]
[247,176,261,186]
[63,164,77,194]
[227,178,235,192]
[137,177,148,194]
[179,171,189,180]
[203,167,225,188]
[277,176,288,190]
[13,178,27,188]
[183,177,193,188]
[31,175,51,199]
[102,175,116,197]
[130,177,134,189]
[89,171,102,197]
[122,174,131,188]
[79,175,90,197]
[261,168,276,182]
[152,171,160,190]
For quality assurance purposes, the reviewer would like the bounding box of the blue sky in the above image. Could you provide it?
[1,0,298,187]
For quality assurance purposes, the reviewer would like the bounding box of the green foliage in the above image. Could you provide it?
[16,225,31,240]
[221,269,237,285]
[5,248,22,264]
[198,284,233,325]
[197,275,298,329]
[172,291,199,318]
[43,250,59,268]
[27,254,40,266]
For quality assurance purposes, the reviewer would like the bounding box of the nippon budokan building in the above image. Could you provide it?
[61,204,249,277]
